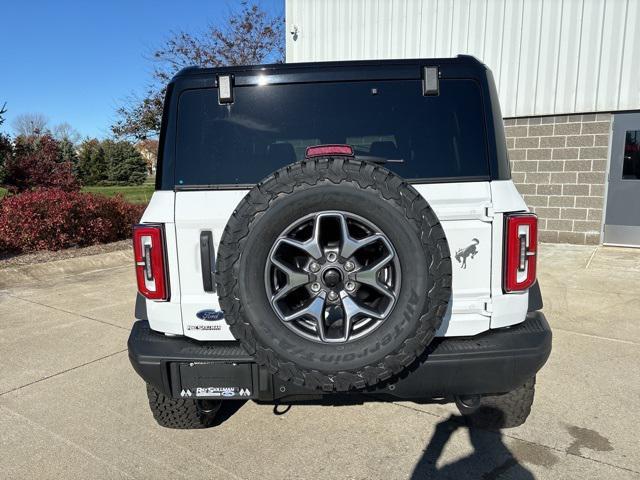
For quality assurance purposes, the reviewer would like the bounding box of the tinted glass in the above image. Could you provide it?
[176,79,488,185]
[623,130,640,179]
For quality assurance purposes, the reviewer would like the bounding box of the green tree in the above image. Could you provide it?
[58,138,78,167]
[0,104,9,182]
[0,133,12,183]
[102,140,147,185]
[112,1,284,140]
[77,139,108,185]
[51,122,81,173]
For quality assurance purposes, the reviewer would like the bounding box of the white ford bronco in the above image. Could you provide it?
[128,56,551,429]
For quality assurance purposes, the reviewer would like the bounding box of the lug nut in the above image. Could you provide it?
[328,291,338,301]
[345,281,356,292]
[309,261,320,273]
[310,282,321,292]
[326,252,337,262]
[344,261,355,271]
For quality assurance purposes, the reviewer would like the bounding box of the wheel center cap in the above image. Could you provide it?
[322,268,342,288]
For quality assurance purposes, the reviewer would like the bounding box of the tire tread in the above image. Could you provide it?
[146,384,215,429]
[216,157,452,392]
[465,377,536,429]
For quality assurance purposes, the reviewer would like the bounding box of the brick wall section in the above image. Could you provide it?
[504,113,611,245]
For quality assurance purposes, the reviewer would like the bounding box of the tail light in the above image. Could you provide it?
[504,213,537,293]
[305,144,354,158]
[133,224,169,301]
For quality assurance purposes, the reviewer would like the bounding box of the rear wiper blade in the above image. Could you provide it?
[356,155,405,165]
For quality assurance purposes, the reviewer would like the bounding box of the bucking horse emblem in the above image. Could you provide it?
[455,238,479,269]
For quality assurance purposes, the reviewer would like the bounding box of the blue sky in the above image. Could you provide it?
[0,0,284,139]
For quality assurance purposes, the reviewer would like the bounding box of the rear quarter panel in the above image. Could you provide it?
[140,191,183,334]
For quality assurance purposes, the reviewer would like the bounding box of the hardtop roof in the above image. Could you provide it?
[172,55,487,82]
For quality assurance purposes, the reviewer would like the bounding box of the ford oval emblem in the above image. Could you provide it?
[221,390,235,397]
[196,309,225,321]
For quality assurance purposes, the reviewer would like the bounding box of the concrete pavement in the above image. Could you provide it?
[0,243,638,479]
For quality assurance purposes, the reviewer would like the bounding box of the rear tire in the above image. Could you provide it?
[461,377,536,429]
[146,384,220,429]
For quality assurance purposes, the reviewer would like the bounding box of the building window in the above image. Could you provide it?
[623,130,640,180]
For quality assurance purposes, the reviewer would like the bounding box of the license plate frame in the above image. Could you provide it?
[177,362,254,399]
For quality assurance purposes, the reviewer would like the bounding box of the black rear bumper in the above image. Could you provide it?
[128,312,551,401]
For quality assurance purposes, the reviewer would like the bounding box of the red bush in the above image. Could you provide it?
[4,134,79,193]
[0,189,145,252]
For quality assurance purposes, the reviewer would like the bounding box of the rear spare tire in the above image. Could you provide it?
[216,157,451,391]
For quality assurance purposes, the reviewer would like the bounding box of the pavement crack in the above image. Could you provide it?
[0,405,138,479]
[390,402,640,475]
[584,246,599,269]
[391,402,444,419]
[4,293,130,331]
[164,442,248,480]
[553,327,640,346]
[0,349,127,397]
[0,264,130,290]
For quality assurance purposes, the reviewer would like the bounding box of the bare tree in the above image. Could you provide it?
[52,122,82,144]
[0,102,7,126]
[12,113,49,136]
[112,1,284,140]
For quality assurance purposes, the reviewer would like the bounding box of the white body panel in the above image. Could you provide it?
[174,191,248,340]
[490,181,530,329]
[140,180,530,340]
[413,183,493,337]
[140,191,183,335]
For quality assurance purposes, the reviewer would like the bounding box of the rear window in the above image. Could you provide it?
[175,79,489,186]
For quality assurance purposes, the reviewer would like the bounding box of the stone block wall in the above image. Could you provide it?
[504,113,611,244]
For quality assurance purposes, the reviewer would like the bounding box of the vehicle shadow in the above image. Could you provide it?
[211,400,247,427]
[410,412,535,480]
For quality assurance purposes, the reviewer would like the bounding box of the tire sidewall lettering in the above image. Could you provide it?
[217,159,451,391]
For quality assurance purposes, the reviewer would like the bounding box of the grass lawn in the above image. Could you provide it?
[82,183,155,204]
[0,181,155,204]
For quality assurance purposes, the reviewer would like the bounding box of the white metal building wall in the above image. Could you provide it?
[285,0,640,118]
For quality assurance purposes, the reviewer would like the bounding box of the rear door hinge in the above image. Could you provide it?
[482,300,493,316]
[482,205,495,222]
[434,203,494,222]
[452,298,493,317]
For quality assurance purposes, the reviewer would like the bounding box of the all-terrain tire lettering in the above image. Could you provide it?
[216,157,452,392]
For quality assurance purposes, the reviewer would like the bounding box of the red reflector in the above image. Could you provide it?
[504,214,537,293]
[305,144,354,158]
[133,224,168,301]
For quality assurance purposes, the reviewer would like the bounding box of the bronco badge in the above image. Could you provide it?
[455,238,479,269]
